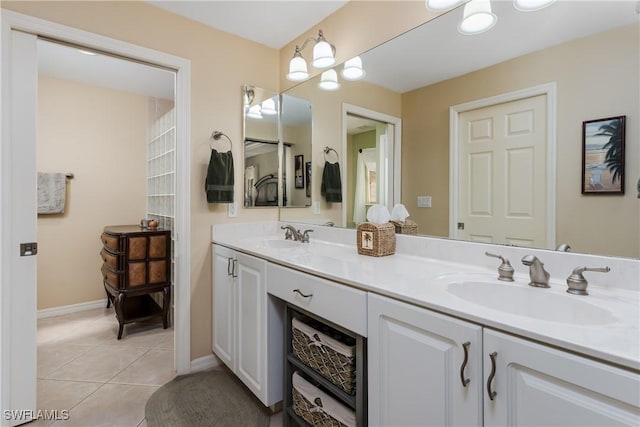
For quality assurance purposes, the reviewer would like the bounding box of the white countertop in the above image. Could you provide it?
[212,221,640,371]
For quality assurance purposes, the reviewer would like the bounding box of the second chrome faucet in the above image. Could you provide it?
[521,255,551,288]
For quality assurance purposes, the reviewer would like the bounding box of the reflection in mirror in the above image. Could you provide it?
[281,1,639,259]
[281,94,312,207]
[243,85,279,207]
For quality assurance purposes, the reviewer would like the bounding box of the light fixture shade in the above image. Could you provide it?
[458,0,497,35]
[341,56,365,81]
[425,0,464,11]
[318,69,340,91]
[312,39,335,68]
[261,98,277,115]
[513,0,556,11]
[246,104,263,119]
[287,54,309,82]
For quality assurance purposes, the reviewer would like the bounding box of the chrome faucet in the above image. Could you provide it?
[556,243,571,252]
[521,255,550,288]
[566,266,610,296]
[300,229,313,243]
[281,225,302,241]
[485,252,514,281]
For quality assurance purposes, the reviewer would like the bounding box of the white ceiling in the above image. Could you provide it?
[37,1,638,104]
[145,0,348,49]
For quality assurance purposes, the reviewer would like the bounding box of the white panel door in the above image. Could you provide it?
[1,30,38,426]
[212,245,236,370]
[458,95,547,247]
[368,293,483,427]
[484,329,640,426]
[235,252,267,400]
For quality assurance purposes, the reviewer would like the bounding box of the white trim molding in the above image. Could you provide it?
[37,299,108,320]
[449,82,557,249]
[190,353,222,373]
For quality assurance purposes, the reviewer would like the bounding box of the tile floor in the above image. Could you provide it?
[35,307,284,427]
[35,307,174,427]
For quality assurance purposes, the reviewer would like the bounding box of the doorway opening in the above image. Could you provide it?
[342,104,401,228]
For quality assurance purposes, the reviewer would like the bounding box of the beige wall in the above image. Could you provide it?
[37,76,148,309]
[402,23,639,258]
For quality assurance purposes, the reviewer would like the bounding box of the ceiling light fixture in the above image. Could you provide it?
[318,69,340,91]
[458,0,497,35]
[77,49,97,56]
[287,29,336,82]
[425,0,464,11]
[513,0,556,12]
[261,98,277,115]
[341,56,365,81]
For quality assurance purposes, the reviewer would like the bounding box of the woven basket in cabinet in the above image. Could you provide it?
[292,371,356,427]
[291,316,356,395]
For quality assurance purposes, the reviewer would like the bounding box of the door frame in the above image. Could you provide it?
[449,82,557,248]
[342,103,402,228]
[1,9,192,416]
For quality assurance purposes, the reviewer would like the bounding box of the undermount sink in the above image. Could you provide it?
[256,238,300,249]
[447,281,618,325]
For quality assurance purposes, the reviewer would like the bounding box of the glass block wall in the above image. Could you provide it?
[147,98,176,324]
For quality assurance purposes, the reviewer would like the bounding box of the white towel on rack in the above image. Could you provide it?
[37,172,66,214]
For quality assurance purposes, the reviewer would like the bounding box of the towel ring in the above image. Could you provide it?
[323,146,339,163]
[211,131,232,151]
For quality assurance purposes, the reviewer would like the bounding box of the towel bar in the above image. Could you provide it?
[65,173,74,179]
[323,146,339,163]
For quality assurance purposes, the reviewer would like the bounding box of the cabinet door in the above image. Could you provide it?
[235,252,268,400]
[212,245,236,370]
[368,293,483,427]
[484,328,640,426]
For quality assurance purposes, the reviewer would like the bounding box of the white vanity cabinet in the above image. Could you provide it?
[367,293,483,426]
[211,244,283,407]
[483,328,640,426]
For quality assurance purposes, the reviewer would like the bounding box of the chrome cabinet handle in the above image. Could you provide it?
[231,259,238,278]
[460,341,471,387]
[226,257,233,276]
[293,289,313,298]
[487,351,498,400]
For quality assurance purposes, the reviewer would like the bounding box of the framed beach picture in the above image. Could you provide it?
[582,116,625,194]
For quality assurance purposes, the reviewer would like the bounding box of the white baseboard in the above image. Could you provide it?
[190,353,221,373]
[37,299,108,319]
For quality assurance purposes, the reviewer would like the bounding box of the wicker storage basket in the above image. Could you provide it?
[291,316,356,395]
[356,222,395,257]
[390,219,418,235]
[292,371,356,427]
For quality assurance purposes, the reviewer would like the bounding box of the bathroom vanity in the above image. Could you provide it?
[211,221,640,426]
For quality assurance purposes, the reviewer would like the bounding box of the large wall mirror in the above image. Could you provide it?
[243,85,312,207]
[279,0,639,259]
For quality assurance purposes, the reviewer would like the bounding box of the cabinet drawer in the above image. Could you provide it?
[100,232,119,252]
[101,263,121,289]
[267,263,367,336]
[100,248,118,268]
[128,237,147,260]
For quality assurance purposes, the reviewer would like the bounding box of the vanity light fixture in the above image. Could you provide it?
[261,98,277,115]
[246,104,263,120]
[458,0,497,35]
[513,0,556,12]
[286,29,336,82]
[341,56,365,81]
[318,69,340,91]
[425,0,464,11]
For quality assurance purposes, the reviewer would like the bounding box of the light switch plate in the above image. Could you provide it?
[227,202,238,218]
[417,196,432,208]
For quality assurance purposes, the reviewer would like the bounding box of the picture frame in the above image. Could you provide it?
[305,161,312,197]
[294,155,304,189]
[582,116,625,194]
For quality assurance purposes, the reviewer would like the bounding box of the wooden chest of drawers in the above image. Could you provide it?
[100,225,171,339]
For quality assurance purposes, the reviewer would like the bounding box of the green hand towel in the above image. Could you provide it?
[205,149,234,203]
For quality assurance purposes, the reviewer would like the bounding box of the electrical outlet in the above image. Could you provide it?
[313,201,320,214]
[417,196,432,208]
[227,202,238,218]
